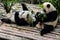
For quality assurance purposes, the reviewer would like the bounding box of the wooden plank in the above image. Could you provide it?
[44,33,60,40]
[43,25,60,40]
[0,23,58,40]
[0,32,23,40]
[1,23,40,33]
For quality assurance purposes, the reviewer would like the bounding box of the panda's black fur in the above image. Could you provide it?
[42,11,57,22]
[1,18,12,24]
[41,24,54,35]
[21,3,28,11]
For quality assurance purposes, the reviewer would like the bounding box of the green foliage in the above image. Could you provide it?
[0,0,19,13]
[39,14,47,21]
[38,4,43,9]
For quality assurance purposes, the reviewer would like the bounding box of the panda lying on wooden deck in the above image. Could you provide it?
[1,2,58,36]
[1,3,37,26]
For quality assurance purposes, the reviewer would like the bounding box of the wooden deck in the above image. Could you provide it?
[0,23,60,40]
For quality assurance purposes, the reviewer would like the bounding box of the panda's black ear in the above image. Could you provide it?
[47,4,50,8]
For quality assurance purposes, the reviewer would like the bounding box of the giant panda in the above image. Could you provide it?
[1,11,36,26]
[40,2,58,36]
[35,2,58,36]
[1,3,36,26]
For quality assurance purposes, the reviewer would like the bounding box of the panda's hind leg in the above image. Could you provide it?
[40,24,54,36]
[1,18,13,24]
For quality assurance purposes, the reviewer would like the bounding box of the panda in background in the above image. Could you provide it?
[1,3,37,26]
[1,11,36,26]
[35,2,58,36]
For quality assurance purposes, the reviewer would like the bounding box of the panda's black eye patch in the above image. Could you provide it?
[43,9,46,12]
[47,4,50,8]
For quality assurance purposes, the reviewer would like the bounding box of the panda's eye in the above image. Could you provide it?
[47,4,50,8]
